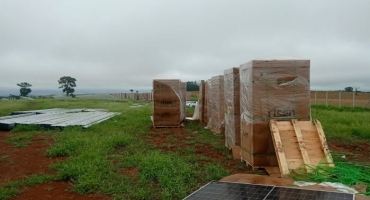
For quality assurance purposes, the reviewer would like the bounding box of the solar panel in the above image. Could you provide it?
[184,181,355,200]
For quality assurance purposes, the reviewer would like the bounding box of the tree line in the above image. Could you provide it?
[15,76,77,98]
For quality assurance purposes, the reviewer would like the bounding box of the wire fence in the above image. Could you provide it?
[110,93,153,101]
[310,91,370,108]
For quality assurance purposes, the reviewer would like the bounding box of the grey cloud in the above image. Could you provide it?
[1,0,370,96]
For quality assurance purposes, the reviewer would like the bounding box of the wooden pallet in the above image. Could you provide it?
[240,157,277,172]
[269,119,334,177]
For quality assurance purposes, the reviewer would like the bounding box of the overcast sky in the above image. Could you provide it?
[1,0,369,95]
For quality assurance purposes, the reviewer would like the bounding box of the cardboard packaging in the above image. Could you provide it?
[207,75,225,134]
[153,79,186,127]
[240,58,311,167]
[224,67,241,150]
[198,81,206,124]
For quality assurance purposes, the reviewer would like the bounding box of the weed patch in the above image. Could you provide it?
[6,131,38,148]
[0,187,20,200]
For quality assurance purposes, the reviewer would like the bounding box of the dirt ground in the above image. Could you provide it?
[0,131,109,200]
[329,142,370,163]
[1,128,369,199]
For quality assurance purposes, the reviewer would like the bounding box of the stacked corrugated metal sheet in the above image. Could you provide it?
[0,108,120,130]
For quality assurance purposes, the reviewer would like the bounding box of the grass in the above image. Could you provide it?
[293,154,370,196]
[6,132,37,148]
[0,100,33,117]
[190,95,199,101]
[5,174,57,187]
[1,99,370,199]
[0,188,20,200]
[6,125,49,148]
[0,174,56,199]
[0,156,9,162]
[7,99,227,199]
[295,105,370,196]
[312,105,370,142]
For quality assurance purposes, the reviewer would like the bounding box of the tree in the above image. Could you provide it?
[344,87,353,92]
[130,89,133,93]
[186,81,199,91]
[355,87,360,95]
[17,82,32,96]
[58,76,77,97]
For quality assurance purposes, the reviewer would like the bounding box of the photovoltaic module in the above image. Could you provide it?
[184,181,354,200]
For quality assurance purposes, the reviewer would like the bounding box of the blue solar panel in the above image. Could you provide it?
[184,181,354,200]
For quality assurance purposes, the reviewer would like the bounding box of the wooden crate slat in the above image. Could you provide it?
[291,119,312,173]
[314,119,334,167]
[269,120,290,177]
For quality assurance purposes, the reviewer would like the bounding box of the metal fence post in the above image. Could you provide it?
[315,91,319,105]
[339,91,342,107]
[365,99,370,108]
[326,91,329,107]
[353,91,355,108]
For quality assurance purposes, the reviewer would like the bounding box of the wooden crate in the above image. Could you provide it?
[204,80,211,125]
[198,81,206,124]
[240,58,311,168]
[153,79,186,127]
[269,119,334,177]
[207,75,225,134]
[224,67,241,149]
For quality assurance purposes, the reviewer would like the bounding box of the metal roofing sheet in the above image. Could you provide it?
[0,109,120,130]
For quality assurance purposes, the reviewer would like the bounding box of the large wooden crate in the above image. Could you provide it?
[224,67,241,149]
[240,58,311,168]
[181,81,187,115]
[204,80,211,125]
[207,75,225,134]
[198,81,206,124]
[153,79,186,127]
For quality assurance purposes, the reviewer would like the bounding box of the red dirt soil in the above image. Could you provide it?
[329,142,370,163]
[2,127,369,200]
[11,181,108,200]
[0,131,109,200]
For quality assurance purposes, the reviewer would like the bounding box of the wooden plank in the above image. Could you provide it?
[314,119,334,167]
[284,159,306,170]
[269,120,290,177]
[291,119,312,173]
[298,121,318,131]
[265,167,281,177]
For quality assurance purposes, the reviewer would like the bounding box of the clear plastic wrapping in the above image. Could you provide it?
[206,75,225,134]
[224,67,241,148]
[152,79,186,127]
[240,58,311,167]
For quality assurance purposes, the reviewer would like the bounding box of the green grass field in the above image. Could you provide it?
[0,99,229,199]
[0,99,369,199]
[311,105,370,142]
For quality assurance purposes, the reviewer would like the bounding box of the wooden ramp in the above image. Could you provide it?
[269,119,334,177]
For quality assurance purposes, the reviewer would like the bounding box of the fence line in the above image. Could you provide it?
[310,90,370,108]
[110,93,153,101]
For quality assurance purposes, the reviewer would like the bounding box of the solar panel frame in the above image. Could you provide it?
[183,181,355,200]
